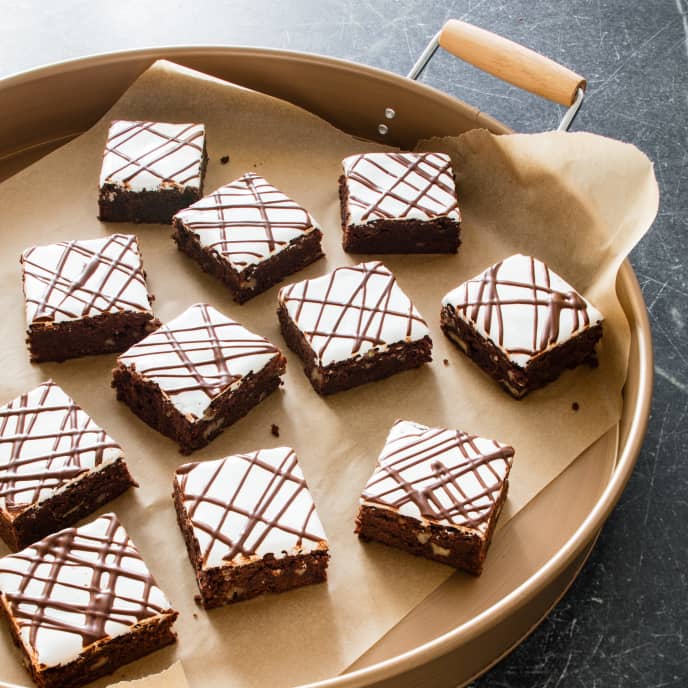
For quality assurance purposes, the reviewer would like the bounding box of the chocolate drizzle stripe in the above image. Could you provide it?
[344,152,459,222]
[280,261,428,362]
[456,255,594,358]
[362,422,513,530]
[0,381,120,509]
[22,234,152,322]
[117,303,279,402]
[0,513,169,652]
[177,448,325,566]
[103,121,204,187]
[175,173,316,267]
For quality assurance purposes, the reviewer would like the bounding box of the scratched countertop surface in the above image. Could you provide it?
[1,1,686,686]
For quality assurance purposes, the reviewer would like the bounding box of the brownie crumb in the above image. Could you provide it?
[572,402,580,411]
[443,358,450,367]
[192,612,198,620]
[271,423,280,437]
[220,155,230,165]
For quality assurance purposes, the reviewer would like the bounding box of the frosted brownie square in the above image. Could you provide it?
[0,513,178,688]
[21,234,159,362]
[112,303,287,453]
[0,381,135,551]
[173,173,324,303]
[441,254,604,398]
[98,120,207,224]
[277,261,432,394]
[174,447,329,608]
[339,152,461,253]
[355,420,514,575]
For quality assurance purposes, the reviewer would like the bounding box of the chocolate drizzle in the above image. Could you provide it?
[21,234,153,323]
[174,173,318,268]
[342,152,460,223]
[443,254,603,366]
[361,420,513,532]
[175,448,327,568]
[117,303,282,416]
[0,513,172,663]
[0,381,120,511]
[278,261,430,365]
[101,120,205,190]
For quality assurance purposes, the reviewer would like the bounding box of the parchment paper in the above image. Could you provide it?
[106,662,189,688]
[0,61,658,688]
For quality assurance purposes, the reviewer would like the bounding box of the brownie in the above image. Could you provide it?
[355,420,514,575]
[98,120,207,224]
[441,254,604,398]
[112,303,287,453]
[0,513,178,688]
[173,173,324,303]
[173,447,329,608]
[21,233,160,362]
[277,261,432,395]
[339,152,461,253]
[0,381,136,552]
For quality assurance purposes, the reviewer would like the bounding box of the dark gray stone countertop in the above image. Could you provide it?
[1,1,686,686]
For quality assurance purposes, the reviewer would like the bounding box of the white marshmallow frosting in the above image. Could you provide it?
[278,261,430,366]
[117,303,281,420]
[175,447,328,569]
[342,152,460,225]
[441,254,604,367]
[361,420,513,534]
[99,120,205,192]
[0,514,172,668]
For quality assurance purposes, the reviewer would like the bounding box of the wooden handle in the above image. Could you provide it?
[438,19,586,106]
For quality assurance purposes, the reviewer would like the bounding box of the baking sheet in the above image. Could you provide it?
[0,60,658,688]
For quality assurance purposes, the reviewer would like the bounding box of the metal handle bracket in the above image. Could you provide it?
[405,24,585,132]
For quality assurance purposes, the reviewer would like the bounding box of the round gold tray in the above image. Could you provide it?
[0,44,652,688]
